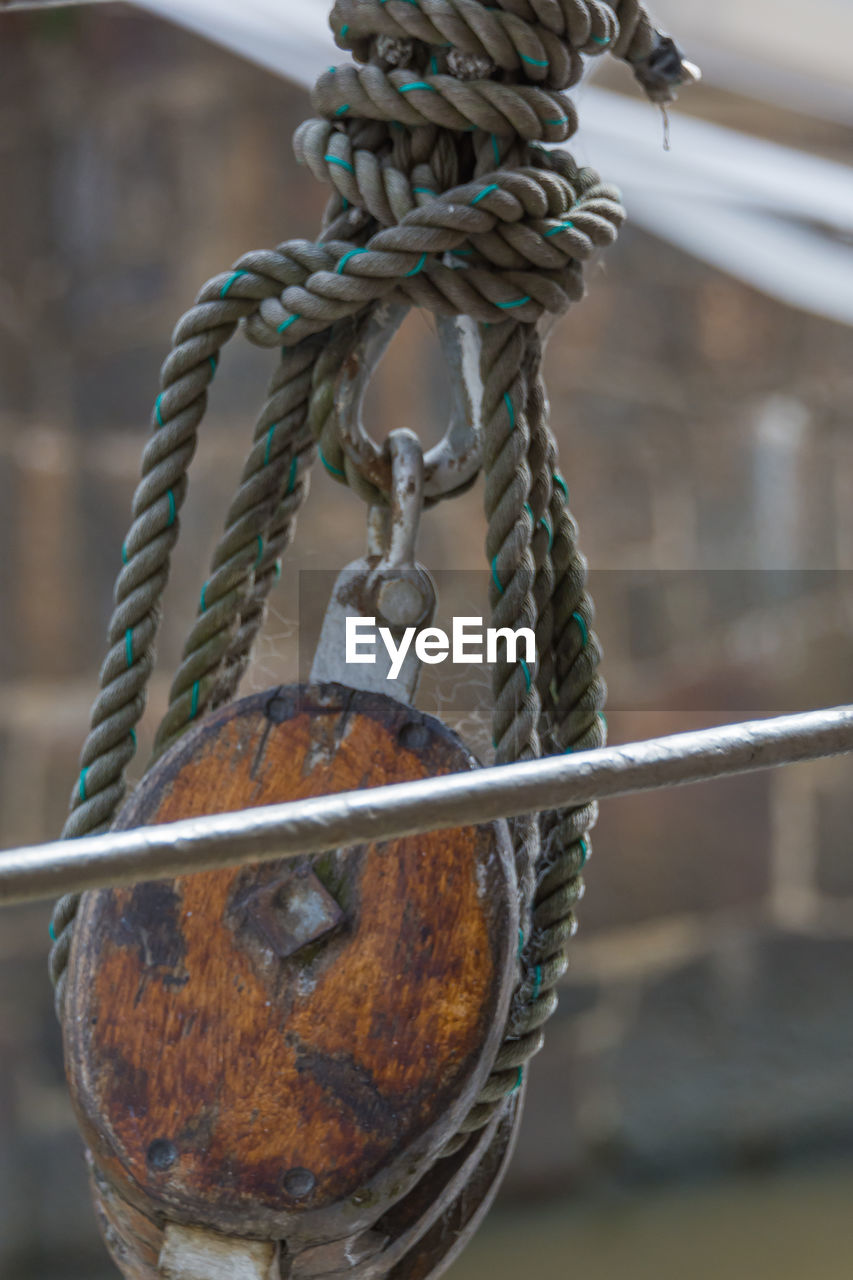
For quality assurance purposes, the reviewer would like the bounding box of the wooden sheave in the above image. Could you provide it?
[63,684,521,1279]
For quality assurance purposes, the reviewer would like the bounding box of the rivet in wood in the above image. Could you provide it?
[265,691,290,723]
[283,1167,316,1199]
[146,1139,178,1171]
[398,721,431,751]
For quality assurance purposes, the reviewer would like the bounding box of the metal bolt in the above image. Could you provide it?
[246,865,344,960]
[376,575,427,628]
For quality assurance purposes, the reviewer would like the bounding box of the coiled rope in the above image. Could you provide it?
[49,0,694,1146]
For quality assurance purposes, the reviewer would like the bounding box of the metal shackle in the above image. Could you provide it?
[334,301,484,504]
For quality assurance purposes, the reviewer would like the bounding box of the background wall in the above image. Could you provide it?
[1,6,852,1277]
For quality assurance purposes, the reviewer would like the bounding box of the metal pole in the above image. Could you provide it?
[1,705,852,906]
[0,1,109,8]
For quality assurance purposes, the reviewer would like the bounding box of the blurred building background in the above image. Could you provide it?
[0,4,852,1277]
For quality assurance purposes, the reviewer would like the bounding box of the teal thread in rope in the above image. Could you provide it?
[274,560,282,581]
[471,183,499,206]
[125,629,133,669]
[523,501,533,524]
[572,611,588,649]
[532,965,542,1001]
[520,52,548,67]
[496,295,531,310]
[190,681,200,720]
[335,104,350,117]
[220,269,248,299]
[406,252,427,277]
[320,448,345,479]
[491,556,504,594]
[541,514,553,550]
[324,153,354,174]
[278,314,300,335]
[337,247,368,274]
[286,456,298,494]
[167,489,176,527]
[599,711,608,732]
[155,394,165,427]
[413,186,436,196]
[340,23,349,36]
[256,536,264,566]
[518,928,525,957]
[399,81,435,93]
[553,471,568,500]
[503,391,515,428]
[121,542,128,565]
[520,658,532,691]
[79,768,88,802]
[209,355,218,375]
[591,34,610,45]
[545,220,574,236]
[511,1067,524,1093]
[264,424,277,466]
[48,922,56,941]
[579,836,589,865]
[491,133,500,166]
[129,728,137,748]
[200,583,208,613]
[546,117,569,127]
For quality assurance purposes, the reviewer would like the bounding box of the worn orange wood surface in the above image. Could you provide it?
[65,685,516,1243]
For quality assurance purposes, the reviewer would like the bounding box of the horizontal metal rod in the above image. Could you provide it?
[1,705,852,906]
[1,1,109,8]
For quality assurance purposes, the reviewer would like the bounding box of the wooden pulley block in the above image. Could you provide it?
[63,684,521,1279]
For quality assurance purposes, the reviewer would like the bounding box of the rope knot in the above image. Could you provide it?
[269,0,699,354]
[266,0,702,351]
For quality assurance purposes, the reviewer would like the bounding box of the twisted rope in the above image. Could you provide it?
[50,0,694,1160]
[49,256,326,1008]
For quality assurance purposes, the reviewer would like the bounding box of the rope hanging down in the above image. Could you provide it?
[48,0,695,1142]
